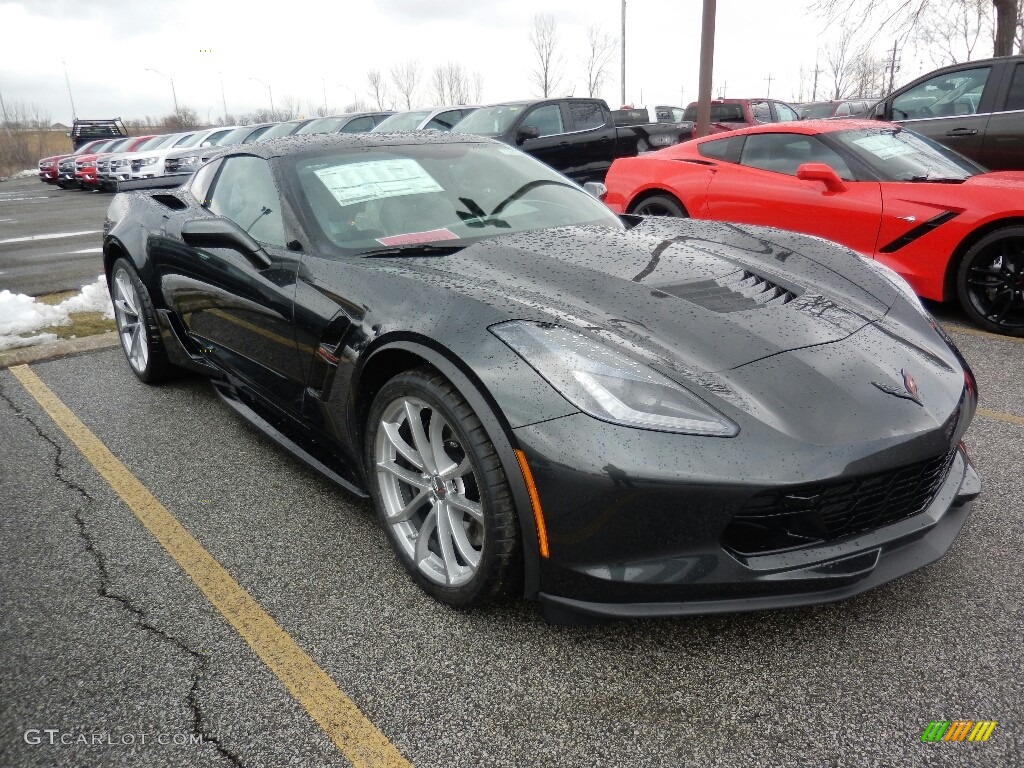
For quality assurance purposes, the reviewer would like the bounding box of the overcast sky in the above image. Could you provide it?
[0,0,975,124]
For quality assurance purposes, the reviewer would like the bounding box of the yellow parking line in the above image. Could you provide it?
[977,407,1024,427]
[8,364,411,768]
[943,323,1024,343]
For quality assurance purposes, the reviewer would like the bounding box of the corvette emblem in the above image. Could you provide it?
[897,215,917,223]
[873,368,923,405]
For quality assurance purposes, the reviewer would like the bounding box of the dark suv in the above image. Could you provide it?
[869,55,1024,170]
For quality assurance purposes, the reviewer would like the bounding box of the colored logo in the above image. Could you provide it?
[873,367,923,406]
[920,721,997,742]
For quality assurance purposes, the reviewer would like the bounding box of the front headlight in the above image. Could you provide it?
[491,321,739,436]
[138,156,158,166]
[179,156,200,166]
[863,258,928,315]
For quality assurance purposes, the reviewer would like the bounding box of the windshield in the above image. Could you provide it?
[173,132,206,149]
[296,117,344,134]
[103,138,131,153]
[451,105,524,136]
[372,111,432,132]
[286,141,623,255]
[829,127,983,181]
[256,121,305,140]
[75,140,113,155]
[210,126,253,146]
[129,135,163,152]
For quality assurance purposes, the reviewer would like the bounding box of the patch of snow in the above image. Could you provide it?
[0,275,114,351]
[0,169,37,182]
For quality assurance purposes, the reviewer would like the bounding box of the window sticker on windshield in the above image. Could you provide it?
[851,135,916,160]
[376,228,458,246]
[314,159,443,206]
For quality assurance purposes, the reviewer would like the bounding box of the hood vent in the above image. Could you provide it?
[659,270,799,313]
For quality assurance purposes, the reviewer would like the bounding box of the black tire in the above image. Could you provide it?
[955,226,1024,336]
[365,366,522,607]
[629,193,688,218]
[109,258,177,383]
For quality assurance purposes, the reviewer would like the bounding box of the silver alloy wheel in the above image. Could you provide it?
[374,395,485,587]
[112,268,148,373]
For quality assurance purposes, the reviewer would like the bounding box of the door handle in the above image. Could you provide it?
[559,141,570,147]
[945,128,978,136]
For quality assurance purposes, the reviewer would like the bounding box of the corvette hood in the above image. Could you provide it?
[395,218,898,373]
[962,171,1024,190]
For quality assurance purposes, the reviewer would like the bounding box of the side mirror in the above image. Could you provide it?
[516,125,540,145]
[796,163,847,193]
[872,102,886,119]
[583,181,607,200]
[181,217,273,268]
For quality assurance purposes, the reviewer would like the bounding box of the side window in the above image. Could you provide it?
[892,66,991,119]
[773,103,800,122]
[521,104,564,137]
[697,135,744,163]
[371,114,391,126]
[189,159,222,206]
[835,103,851,117]
[740,133,853,178]
[1005,64,1024,112]
[569,101,607,131]
[750,101,772,122]
[207,156,286,247]
[341,116,374,133]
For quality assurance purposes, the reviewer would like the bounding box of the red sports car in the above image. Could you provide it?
[602,119,1024,335]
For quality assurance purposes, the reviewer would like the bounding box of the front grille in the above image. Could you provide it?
[165,158,180,172]
[722,449,958,556]
[659,269,798,313]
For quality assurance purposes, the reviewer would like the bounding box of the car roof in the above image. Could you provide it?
[690,118,880,142]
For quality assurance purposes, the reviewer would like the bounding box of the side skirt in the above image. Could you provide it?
[210,379,368,499]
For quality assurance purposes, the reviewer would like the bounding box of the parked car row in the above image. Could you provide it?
[38,111,394,191]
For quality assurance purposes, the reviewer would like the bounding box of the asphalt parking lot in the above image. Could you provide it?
[0,177,110,296]
[1,178,1023,767]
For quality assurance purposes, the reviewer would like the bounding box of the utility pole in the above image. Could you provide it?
[695,0,716,138]
[620,0,626,107]
[146,68,178,113]
[764,73,774,98]
[251,77,274,116]
[322,78,328,114]
[888,39,900,93]
[812,61,821,101]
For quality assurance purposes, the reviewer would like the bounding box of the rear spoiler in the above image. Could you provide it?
[115,176,188,192]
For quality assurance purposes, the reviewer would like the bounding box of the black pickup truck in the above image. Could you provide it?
[452,98,693,183]
[868,55,1024,170]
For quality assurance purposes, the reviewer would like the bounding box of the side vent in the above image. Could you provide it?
[659,270,799,313]
[152,193,188,210]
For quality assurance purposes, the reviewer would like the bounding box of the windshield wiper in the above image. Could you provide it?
[456,197,511,229]
[908,175,966,184]
[358,243,466,258]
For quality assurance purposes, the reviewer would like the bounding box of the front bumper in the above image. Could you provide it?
[513,410,980,622]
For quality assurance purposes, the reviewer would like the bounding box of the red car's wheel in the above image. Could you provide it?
[629,194,688,218]
[956,226,1024,336]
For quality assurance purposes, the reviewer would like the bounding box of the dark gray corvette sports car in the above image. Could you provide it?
[102,131,980,623]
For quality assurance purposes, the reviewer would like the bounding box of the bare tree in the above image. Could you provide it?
[813,0,1017,57]
[917,0,991,65]
[1015,0,1023,52]
[529,14,565,97]
[343,100,371,113]
[391,59,421,110]
[848,46,887,97]
[161,106,200,131]
[472,71,485,103]
[367,69,391,111]
[582,25,616,98]
[431,62,475,104]
[825,26,857,99]
[276,94,301,120]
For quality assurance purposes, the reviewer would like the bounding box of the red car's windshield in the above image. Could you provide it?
[827,127,984,182]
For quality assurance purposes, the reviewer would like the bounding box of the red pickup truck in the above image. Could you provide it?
[682,98,801,134]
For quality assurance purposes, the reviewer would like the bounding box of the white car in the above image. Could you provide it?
[98,133,182,190]
[128,131,205,180]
